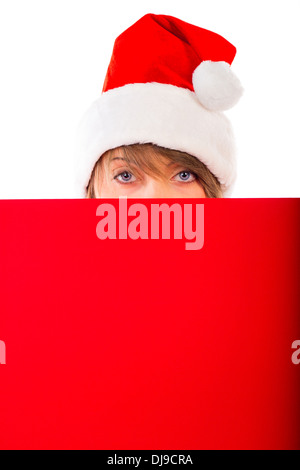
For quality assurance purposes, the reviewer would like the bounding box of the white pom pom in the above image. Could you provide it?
[192,60,243,111]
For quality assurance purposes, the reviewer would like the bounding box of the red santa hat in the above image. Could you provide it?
[75,13,243,196]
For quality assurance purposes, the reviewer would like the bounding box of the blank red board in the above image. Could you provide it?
[0,198,299,449]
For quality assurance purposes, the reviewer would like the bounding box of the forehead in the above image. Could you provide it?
[104,146,173,167]
[100,146,186,182]
[106,148,186,167]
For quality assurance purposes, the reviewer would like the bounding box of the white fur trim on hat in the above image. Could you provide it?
[192,61,244,111]
[74,82,237,197]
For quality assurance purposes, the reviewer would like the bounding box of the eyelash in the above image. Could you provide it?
[114,170,197,184]
[114,171,137,184]
[173,171,197,183]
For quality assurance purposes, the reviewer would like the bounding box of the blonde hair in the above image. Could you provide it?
[86,144,223,198]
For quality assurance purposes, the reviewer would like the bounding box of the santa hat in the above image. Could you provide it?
[75,13,243,196]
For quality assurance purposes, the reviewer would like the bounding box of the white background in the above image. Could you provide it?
[0,0,299,198]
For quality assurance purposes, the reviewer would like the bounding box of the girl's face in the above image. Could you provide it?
[96,148,206,198]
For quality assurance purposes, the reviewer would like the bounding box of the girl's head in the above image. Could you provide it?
[86,144,222,198]
[76,14,243,198]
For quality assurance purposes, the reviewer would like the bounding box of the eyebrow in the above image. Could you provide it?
[166,161,184,167]
[109,157,134,166]
[110,157,178,166]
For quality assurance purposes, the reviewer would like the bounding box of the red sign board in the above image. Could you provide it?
[0,199,299,449]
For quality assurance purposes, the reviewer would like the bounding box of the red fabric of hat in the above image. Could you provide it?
[103,14,236,94]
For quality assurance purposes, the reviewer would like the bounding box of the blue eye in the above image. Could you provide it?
[179,171,190,180]
[115,171,136,183]
[174,171,196,182]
